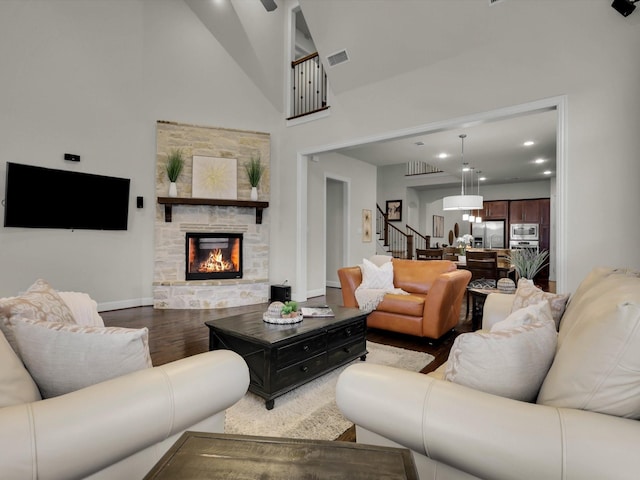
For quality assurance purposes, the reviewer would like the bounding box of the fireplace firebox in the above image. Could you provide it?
[185,233,243,280]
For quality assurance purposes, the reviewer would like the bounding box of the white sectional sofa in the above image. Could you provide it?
[336,267,640,480]
[0,280,249,479]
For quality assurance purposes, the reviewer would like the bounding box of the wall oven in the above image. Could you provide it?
[509,240,539,253]
[510,223,539,241]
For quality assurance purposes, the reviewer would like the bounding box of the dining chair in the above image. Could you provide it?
[416,248,444,260]
[443,247,458,262]
[465,250,499,320]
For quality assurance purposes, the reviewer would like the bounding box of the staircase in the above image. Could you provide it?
[375,205,429,259]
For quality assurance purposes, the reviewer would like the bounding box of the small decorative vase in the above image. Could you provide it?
[169,182,178,198]
[250,186,258,201]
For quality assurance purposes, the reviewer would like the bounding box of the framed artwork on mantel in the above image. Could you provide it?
[386,200,402,222]
[192,155,237,200]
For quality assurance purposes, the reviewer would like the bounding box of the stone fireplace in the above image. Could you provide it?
[185,232,243,281]
[153,121,270,309]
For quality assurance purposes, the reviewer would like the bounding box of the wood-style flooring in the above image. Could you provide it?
[101,288,474,441]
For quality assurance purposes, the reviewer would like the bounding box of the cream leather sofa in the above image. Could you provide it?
[0,283,249,480]
[336,267,640,480]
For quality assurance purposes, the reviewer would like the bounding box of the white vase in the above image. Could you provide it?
[169,182,178,198]
[250,186,258,201]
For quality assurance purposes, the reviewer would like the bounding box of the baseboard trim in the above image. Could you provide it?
[98,297,153,312]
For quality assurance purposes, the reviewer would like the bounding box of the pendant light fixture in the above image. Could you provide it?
[443,134,483,211]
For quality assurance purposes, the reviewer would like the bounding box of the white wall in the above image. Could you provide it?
[283,2,640,296]
[305,152,376,296]
[0,0,279,305]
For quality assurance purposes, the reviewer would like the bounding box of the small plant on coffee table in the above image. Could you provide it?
[281,301,299,318]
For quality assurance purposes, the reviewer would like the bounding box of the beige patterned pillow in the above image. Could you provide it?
[0,279,76,353]
[12,319,152,398]
[511,278,569,328]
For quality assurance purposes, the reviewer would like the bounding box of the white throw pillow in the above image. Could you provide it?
[511,278,569,329]
[0,329,41,407]
[359,258,395,290]
[12,319,153,398]
[537,272,640,418]
[444,303,557,402]
[492,300,554,332]
[367,255,393,267]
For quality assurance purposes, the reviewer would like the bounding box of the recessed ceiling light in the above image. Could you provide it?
[437,152,448,159]
[479,176,486,181]
[543,170,552,175]
[535,158,545,164]
[524,141,535,147]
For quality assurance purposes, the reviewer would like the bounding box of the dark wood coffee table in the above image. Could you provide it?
[144,432,419,480]
[205,305,367,409]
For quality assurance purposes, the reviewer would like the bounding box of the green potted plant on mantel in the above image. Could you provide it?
[166,149,185,198]
[245,154,264,201]
[508,248,550,281]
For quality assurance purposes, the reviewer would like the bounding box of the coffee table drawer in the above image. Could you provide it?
[276,333,326,369]
[327,319,365,348]
[274,352,327,390]
[328,338,366,366]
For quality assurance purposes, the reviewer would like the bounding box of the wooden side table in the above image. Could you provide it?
[144,431,419,480]
[467,287,499,330]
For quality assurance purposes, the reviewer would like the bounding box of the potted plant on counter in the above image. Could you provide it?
[166,149,185,198]
[245,154,264,201]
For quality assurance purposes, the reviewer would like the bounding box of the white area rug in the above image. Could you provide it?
[225,341,434,440]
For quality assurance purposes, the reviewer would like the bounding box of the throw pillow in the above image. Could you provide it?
[12,319,153,398]
[444,306,557,402]
[491,300,554,332]
[537,273,640,418]
[0,329,41,407]
[511,278,569,329]
[367,255,393,267]
[359,258,395,290]
[0,279,77,353]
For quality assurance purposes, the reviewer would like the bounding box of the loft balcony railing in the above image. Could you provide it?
[288,52,329,120]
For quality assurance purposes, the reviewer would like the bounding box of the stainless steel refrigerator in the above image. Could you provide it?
[471,220,506,249]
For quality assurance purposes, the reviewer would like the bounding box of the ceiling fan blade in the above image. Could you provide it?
[260,0,277,12]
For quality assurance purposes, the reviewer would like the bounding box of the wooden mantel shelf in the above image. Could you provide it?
[157,197,269,224]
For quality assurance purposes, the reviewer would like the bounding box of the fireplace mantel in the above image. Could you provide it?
[157,197,269,224]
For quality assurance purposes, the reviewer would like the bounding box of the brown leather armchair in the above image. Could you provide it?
[338,259,471,340]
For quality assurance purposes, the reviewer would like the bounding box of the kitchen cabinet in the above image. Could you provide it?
[509,199,541,224]
[481,200,508,220]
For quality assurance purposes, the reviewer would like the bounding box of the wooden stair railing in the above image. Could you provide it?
[376,204,414,259]
[406,225,430,258]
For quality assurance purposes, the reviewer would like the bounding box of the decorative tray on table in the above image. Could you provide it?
[262,312,303,325]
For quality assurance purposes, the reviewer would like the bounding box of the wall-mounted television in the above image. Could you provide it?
[3,162,130,230]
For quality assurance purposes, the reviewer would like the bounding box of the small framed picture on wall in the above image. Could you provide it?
[386,200,402,222]
[433,215,444,238]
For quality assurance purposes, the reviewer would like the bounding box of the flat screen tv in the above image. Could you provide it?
[3,162,130,230]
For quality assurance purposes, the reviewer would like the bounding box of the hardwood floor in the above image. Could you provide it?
[101,287,474,442]
[101,287,473,369]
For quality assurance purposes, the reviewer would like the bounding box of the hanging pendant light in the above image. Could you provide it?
[443,134,483,211]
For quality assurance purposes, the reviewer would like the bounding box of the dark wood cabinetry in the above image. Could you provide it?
[481,200,508,220]
[509,199,542,224]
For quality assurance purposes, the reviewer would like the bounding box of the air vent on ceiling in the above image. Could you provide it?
[489,0,505,4]
[327,49,350,67]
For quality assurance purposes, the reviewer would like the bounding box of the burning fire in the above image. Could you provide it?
[198,249,235,272]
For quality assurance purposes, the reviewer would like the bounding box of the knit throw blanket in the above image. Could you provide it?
[355,286,409,312]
